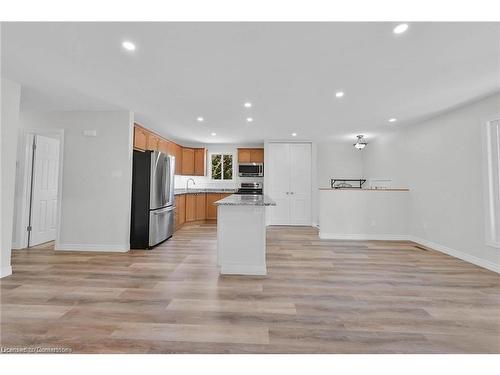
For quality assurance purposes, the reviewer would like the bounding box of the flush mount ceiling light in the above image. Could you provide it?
[353,135,367,150]
[389,118,397,123]
[122,41,136,51]
[210,132,216,136]
[197,117,204,122]
[291,132,297,137]
[246,117,253,123]
[244,102,252,108]
[393,23,409,34]
[335,91,344,98]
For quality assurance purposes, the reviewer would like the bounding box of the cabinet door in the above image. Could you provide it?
[250,148,264,163]
[206,193,220,220]
[267,143,291,225]
[185,194,196,222]
[147,134,160,151]
[181,148,195,175]
[177,194,186,226]
[158,139,170,154]
[134,126,148,150]
[238,149,251,163]
[195,193,206,220]
[194,148,206,176]
[166,141,176,157]
[289,143,312,225]
[174,143,182,175]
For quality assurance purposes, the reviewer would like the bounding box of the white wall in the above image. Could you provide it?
[316,142,364,188]
[174,143,264,190]
[363,93,500,271]
[1,79,21,277]
[15,111,134,251]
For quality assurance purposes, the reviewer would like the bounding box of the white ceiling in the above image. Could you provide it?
[2,22,500,144]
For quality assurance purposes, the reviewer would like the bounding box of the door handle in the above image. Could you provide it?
[290,192,294,195]
[286,192,289,195]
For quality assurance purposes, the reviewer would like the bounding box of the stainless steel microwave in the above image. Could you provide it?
[238,163,264,177]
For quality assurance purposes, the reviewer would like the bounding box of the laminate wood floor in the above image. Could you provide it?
[1,224,499,353]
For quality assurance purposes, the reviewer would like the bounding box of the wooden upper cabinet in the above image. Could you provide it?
[238,148,264,163]
[174,143,182,175]
[238,149,251,163]
[181,148,195,175]
[206,193,220,220]
[134,126,148,150]
[147,134,160,151]
[195,193,206,220]
[158,139,170,154]
[194,148,206,176]
[250,149,264,163]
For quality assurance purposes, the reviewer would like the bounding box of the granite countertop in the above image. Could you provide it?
[174,188,238,195]
[214,194,276,206]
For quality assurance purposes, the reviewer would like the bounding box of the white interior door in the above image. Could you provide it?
[30,135,60,246]
[289,143,312,225]
[268,143,291,225]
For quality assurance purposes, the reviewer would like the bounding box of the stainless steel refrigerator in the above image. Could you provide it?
[130,150,175,249]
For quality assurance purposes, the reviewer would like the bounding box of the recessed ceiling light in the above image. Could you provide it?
[335,91,344,98]
[211,132,216,136]
[197,117,204,122]
[389,118,397,123]
[291,133,297,137]
[122,41,136,51]
[246,117,253,123]
[244,102,252,108]
[393,23,409,34]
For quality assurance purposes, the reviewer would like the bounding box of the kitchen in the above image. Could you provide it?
[129,122,277,275]
[1,21,499,357]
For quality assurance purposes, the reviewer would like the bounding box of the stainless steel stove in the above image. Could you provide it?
[235,182,263,195]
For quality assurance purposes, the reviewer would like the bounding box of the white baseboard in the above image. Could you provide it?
[0,265,13,278]
[408,236,500,274]
[319,231,500,274]
[220,264,267,276]
[55,243,129,252]
[319,232,410,241]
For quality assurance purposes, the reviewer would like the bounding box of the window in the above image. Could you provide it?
[211,154,233,180]
[485,119,500,247]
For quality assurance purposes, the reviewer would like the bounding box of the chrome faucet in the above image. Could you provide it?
[186,178,196,192]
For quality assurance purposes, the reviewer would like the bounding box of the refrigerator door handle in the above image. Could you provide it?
[152,206,175,215]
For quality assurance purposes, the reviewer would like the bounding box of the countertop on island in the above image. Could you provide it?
[214,194,276,206]
[174,188,237,195]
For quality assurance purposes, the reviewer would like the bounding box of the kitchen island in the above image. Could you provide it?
[214,194,276,276]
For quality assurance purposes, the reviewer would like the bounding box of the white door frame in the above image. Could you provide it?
[14,128,64,249]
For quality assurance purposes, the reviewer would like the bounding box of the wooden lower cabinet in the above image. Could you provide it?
[206,193,219,220]
[185,194,197,222]
[175,192,232,231]
[195,194,206,220]
[206,193,232,220]
[174,194,186,230]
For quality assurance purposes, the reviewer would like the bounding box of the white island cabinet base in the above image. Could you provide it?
[215,194,276,276]
[217,205,267,275]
